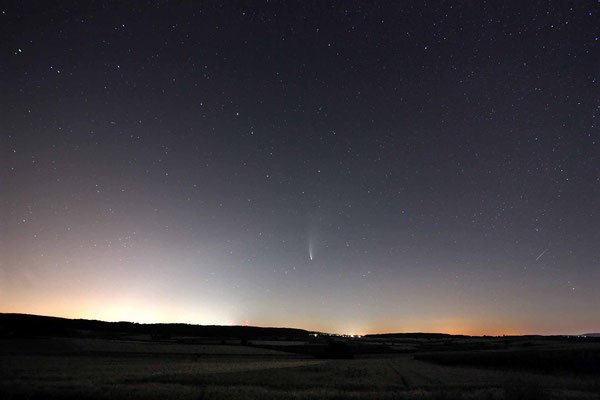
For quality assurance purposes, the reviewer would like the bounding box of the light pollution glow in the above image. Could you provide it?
[1,235,597,336]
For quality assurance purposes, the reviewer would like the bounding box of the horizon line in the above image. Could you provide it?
[2,312,595,338]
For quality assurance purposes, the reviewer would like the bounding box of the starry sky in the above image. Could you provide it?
[2,2,599,335]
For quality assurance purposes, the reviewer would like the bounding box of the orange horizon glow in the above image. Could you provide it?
[1,307,594,337]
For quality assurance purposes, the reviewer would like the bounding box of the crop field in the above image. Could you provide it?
[0,337,293,356]
[1,337,600,400]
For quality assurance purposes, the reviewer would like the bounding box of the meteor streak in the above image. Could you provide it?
[535,248,548,261]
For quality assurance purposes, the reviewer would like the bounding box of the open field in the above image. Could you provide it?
[1,336,600,400]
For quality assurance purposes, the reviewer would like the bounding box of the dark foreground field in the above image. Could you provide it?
[1,315,599,399]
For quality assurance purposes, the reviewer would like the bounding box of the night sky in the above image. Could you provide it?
[2,2,599,335]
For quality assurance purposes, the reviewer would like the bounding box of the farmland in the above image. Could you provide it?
[1,315,600,399]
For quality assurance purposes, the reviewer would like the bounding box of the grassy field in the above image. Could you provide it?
[1,337,599,399]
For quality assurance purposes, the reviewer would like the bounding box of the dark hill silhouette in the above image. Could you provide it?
[365,332,468,339]
[0,313,310,340]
